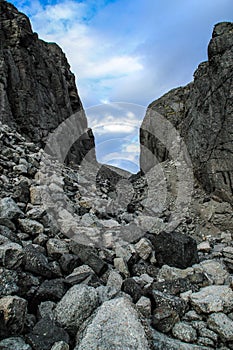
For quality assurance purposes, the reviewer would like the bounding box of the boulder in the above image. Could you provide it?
[149,231,199,268]
[75,297,150,350]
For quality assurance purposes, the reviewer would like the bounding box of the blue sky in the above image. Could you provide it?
[10,0,233,172]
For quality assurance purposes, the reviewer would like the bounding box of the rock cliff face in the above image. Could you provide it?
[140,22,233,204]
[0,0,95,164]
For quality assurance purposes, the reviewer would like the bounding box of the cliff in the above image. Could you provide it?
[140,22,233,204]
[0,0,95,164]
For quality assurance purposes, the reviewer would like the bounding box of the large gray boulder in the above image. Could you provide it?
[140,22,233,205]
[75,297,151,350]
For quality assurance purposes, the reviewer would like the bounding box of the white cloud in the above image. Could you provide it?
[123,143,140,153]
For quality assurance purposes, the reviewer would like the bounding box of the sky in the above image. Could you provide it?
[10,0,233,173]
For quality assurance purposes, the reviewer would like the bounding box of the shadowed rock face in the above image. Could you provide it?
[140,22,233,204]
[0,1,95,164]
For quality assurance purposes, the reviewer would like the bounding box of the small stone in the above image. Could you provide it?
[13,164,28,174]
[157,264,194,281]
[38,301,56,320]
[115,242,135,262]
[122,278,143,303]
[106,269,123,292]
[199,327,218,342]
[59,253,81,274]
[46,238,69,258]
[30,186,46,205]
[33,233,48,246]
[51,341,69,350]
[190,285,233,313]
[0,242,24,269]
[0,295,27,338]
[200,259,229,285]
[221,232,232,243]
[136,296,151,318]
[197,241,211,252]
[65,265,95,285]
[197,337,215,347]
[0,197,23,220]
[0,268,19,297]
[19,218,44,236]
[152,290,188,317]
[96,285,119,303]
[23,244,54,278]
[208,312,233,341]
[0,337,32,350]
[34,279,68,303]
[135,238,152,260]
[114,257,130,277]
[26,317,69,350]
[172,322,197,343]
[70,242,108,276]
[152,306,179,333]
[55,285,99,334]
[183,310,202,322]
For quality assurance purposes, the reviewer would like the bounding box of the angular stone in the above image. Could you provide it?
[46,238,69,258]
[197,241,211,252]
[200,259,229,285]
[152,306,179,333]
[190,285,233,313]
[65,265,95,285]
[55,285,99,334]
[0,295,27,338]
[122,278,143,303]
[26,317,69,350]
[0,337,32,350]
[152,289,188,317]
[18,219,44,236]
[75,297,150,350]
[106,269,123,292]
[59,253,81,274]
[38,301,56,320]
[172,322,197,343]
[149,231,199,268]
[96,286,119,304]
[70,243,108,276]
[208,312,233,341]
[136,296,151,318]
[0,197,23,220]
[114,257,130,277]
[23,244,54,278]
[0,242,24,269]
[34,279,68,303]
[152,329,210,349]
[135,237,153,260]
[51,342,69,350]
[0,268,19,297]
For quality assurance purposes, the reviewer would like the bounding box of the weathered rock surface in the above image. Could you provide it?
[148,231,199,268]
[75,297,151,350]
[55,285,99,334]
[0,0,95,164]
[140,22,233,205]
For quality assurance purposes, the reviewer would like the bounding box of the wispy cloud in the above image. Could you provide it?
[11,0,233,173]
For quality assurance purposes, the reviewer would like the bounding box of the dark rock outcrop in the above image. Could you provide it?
[140,22,233,204]
[0,0,95,164]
